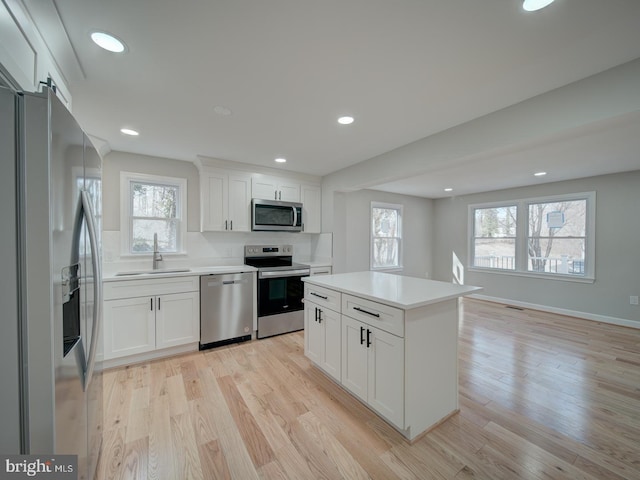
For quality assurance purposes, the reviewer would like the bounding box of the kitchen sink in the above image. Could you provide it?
[115,268,191,276]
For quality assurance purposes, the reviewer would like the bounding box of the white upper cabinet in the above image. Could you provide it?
[252,175,300,202]
[200,167,251,232]
[1,2,72,103]
[252,176,322,232]
[197,159,322,233]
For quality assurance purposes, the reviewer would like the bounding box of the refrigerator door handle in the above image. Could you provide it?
[81,190,102,391]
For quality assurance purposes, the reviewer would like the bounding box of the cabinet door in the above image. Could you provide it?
[341,316,368,403]
[103,297,155,359]
[320,306,341,381]
[252,175,300,202]
[305,301,323,365]
[301,184,321,233]
[227,172,251,232]
[155,292,200,349]
[277,181,300,202]
[201,169,228,231]
[368,327,404,428]
[252,176,278,200]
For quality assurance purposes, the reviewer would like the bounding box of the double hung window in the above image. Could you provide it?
[121,172,187,254]
[469,192,595,280]
[371,202,402,270]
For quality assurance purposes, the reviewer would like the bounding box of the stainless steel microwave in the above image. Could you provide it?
[252,199,303,232]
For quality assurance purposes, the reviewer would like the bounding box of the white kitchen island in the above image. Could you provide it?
[302,271,482,442]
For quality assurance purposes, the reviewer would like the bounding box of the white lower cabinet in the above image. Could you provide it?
[155,292,200,348]
[103,276,199,361]
[304,274,467,441]
[304,301,341,381]
[104,296,156,357]
[304,282,405,430]
[341,315,404,427]
[309,266,332,276]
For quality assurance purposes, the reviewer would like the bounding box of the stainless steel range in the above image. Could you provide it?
[244,245,310,338]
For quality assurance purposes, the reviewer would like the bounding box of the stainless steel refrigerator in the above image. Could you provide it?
[0,85,103,479]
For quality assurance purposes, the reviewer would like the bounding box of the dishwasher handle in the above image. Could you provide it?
[202,273,252,288]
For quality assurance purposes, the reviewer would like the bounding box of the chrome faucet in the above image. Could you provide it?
[152,233,163,270]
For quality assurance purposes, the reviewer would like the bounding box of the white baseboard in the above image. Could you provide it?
[102,343,199,370]
[468,294,640,330]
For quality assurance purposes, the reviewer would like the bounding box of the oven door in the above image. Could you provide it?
[257,269,307,317]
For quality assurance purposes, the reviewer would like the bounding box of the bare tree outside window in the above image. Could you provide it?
[473,205,517,270]
[130,181,180,253]
[371,203,402,269]
[527,199,586,274]
[469,193,594,279]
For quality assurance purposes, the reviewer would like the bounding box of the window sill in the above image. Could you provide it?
[468,267,595,284]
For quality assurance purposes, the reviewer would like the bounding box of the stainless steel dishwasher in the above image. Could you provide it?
[200,272,254,350]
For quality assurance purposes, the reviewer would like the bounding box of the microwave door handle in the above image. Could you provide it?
[292,206,298,227]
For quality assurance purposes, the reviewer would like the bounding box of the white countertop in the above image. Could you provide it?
[103,265,256,282]
[303,271,482,310]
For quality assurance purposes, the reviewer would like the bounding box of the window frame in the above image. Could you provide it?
[470,202,518,271]
[120,172,187,256]
[370,201,403,272]
[468,192,595,282]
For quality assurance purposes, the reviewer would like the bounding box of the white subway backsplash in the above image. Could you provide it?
[102,230,330,275]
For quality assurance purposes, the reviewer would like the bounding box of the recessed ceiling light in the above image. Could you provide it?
[275,158,287,163]
[534,171,547,177]
[444,188,453,192]
[213,105,232,116]
[522,0,555,12]
[120,128,139,136]
[337,116,354,125]
[90,31,127,53]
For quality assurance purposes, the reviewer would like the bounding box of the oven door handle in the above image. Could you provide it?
[259,269,310,279]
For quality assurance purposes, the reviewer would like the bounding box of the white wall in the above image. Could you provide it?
[103,150,201,232]
[102,151,320,273]
[432,171,640,325]
[321,58,640,232]
[332,189,433,279]
[320,58,640,327]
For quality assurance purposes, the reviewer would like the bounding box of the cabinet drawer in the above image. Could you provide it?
[342,294,404,337]
[304,284,341,312]
[104,275,199,300]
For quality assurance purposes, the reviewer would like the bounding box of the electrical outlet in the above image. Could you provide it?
[631,296,639,305]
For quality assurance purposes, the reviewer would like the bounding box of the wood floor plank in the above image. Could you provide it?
[97,426,126,480]
[169,412,204,480]
[146,394,175,480]
[297,411,372,480]
[188,398,219,446]
[120,437,148,480]
[97,298,640,480]
[217,374,276,468]
[235,379,291,452]
[198,440,232,480]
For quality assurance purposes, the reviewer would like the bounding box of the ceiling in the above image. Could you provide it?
[26,0,640,197]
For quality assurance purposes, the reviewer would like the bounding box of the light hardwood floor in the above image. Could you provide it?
[97,299,640,479]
